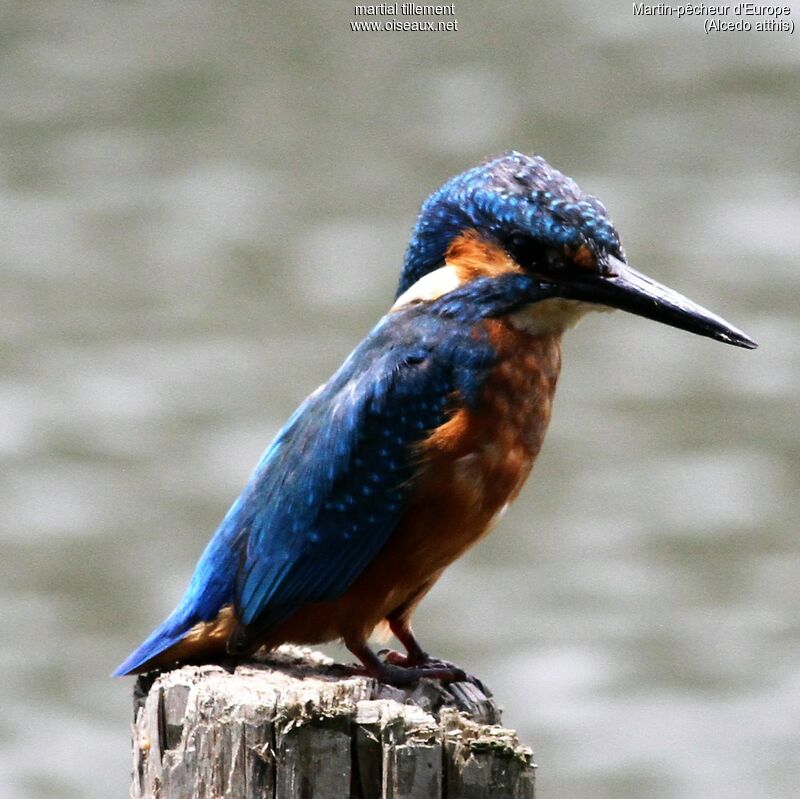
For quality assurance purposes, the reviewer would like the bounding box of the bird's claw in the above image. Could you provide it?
[372,649,473,685]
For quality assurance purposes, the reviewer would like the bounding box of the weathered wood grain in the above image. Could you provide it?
[129,646,535,798]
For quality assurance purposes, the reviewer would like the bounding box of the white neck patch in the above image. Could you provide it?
[391,265,464,311]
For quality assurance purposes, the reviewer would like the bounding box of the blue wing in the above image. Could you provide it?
[114,303,497,675]
[233,307,497,631]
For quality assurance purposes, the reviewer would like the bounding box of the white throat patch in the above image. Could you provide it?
[391,266,615,337]
[508,298,612,335]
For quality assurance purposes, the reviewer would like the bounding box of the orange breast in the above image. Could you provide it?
[264,321,563,648]
[396,321,561,574]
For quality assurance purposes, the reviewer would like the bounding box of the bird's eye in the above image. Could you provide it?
[509,233,528,252]
[505,231,536,263]
[504,232,563,275]
[545,249,565,271]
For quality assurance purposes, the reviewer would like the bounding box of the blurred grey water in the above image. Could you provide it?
[1,2,798,797]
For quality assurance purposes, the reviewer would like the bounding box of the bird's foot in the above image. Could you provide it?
[377,647,469,673]
[372,660,467,686]
[342,662,462,684]
[369,648,477,686]
[342,654,466,686]
[345,640,472,686]
[376,647,426,667]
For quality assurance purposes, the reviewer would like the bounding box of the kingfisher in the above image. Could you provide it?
[115,152,756,684]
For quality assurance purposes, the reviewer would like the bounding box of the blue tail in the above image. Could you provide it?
[113,606,198,676]
[114,511,243,676]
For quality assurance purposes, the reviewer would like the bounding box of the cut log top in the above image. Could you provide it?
[130,645,535,798]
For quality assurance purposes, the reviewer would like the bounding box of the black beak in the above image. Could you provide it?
[557,255,757,349]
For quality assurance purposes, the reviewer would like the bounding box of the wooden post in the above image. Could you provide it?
[129,645,535,798]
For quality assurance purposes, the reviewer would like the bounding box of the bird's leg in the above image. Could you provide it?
[378,611,482,687]
[380,614,430,667]
[345,638,466,686]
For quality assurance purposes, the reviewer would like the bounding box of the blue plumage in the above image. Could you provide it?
[399,150,623,295]
[117,152,754,681]
[114,273,545,676]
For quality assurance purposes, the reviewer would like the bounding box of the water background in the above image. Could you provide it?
[1,2,798,797]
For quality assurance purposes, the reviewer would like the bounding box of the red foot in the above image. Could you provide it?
[377,648,424,667]
[343,653,467,686]
[372,660,467,686]
[345,638,475,687]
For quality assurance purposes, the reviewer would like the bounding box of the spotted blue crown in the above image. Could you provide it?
[398,151,624,296]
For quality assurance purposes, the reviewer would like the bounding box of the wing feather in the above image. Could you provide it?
[232,311,493,632]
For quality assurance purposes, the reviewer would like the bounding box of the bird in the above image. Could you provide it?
[115,151,756,684]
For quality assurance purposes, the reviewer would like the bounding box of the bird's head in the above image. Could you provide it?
[398,151,756,348]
